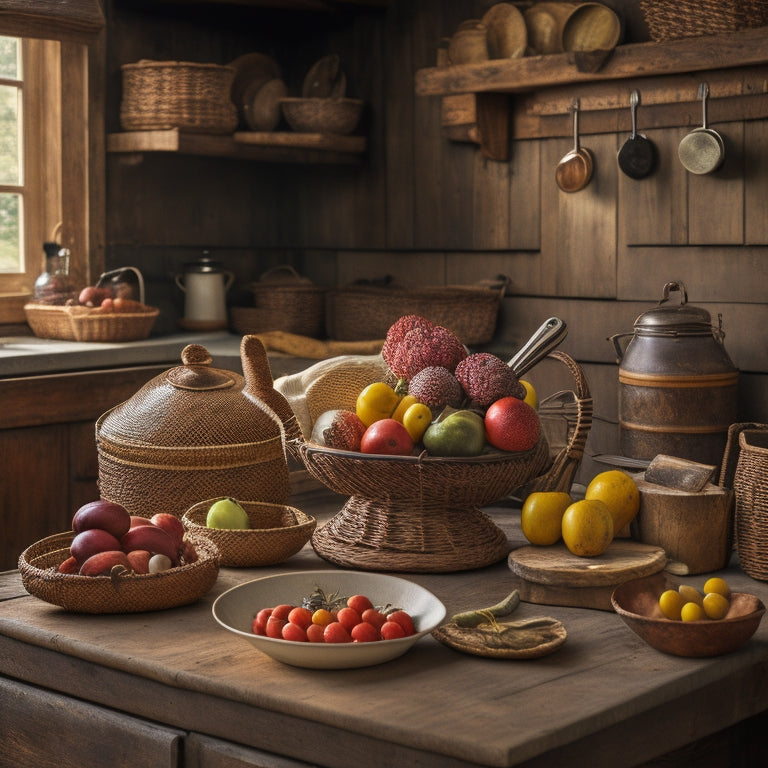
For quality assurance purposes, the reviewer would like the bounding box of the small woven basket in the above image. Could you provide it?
[720,422,768,580]
[24,303,159,342]
[120,60,238,134]
[182,499,316,567]
[230,266,327,338]
[325,281,504,344]
[640,0,768,41]
[18,532,220,614]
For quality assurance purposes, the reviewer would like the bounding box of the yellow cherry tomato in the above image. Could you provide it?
[356,382,400,427]
[402,402,432,442]
[703,577,731,599]
[392,394,419,422]
[680,602,704,622]
[702,592,730,620]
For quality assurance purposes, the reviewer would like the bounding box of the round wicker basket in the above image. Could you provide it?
[18,532,220,614]
[182,499,316,567]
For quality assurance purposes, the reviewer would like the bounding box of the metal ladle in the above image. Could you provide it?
[618,89,656,180]
[678,82,725,175]
[556,98,593,193]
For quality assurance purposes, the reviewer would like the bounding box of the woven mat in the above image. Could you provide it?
[252,330,384,359]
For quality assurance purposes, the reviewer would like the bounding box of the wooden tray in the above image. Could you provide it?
[508,540,667,611]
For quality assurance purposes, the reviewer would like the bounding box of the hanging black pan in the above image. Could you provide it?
[617,89,656,180]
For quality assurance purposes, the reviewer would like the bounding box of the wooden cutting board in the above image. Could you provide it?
[508,540,667,611]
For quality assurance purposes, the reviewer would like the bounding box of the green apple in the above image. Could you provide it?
[206,497,250,530]
[422,409,486,457]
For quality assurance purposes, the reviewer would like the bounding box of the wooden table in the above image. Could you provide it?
[2,491,768,768]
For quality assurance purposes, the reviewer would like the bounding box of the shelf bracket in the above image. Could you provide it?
[440,92,510,161]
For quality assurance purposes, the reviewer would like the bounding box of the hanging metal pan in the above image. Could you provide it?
[678,82,724,175]
[556,98,593,193]
[618,89,656,180]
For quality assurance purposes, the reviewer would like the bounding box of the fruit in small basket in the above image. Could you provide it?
[70,528,123,564]
[121,524,179,566]
[401,402,432,442]
[205,497,250,530]
[126,549,152,575]
[355,382,401,427]
[360,418,414,456]
[78,285,114,307]
[150,512,185,550]
[484,396,540,452]
[584,470,640,533]
[561,499,614,557]
[149,553,173,574]
[455,353,526,407]
[311,409,367,450]
[422,409,485,457]
[72,499,131,540]
[406,366,464,413]
[78,550,131,577]
[520,380,538,409]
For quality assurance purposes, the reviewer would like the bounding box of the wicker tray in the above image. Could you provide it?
[183,499,316,567]
[120,60,238,134]
[18,532,220,613]
[24,303,160,342]
[295,351,591,573]
[325,282,504,344]
[640,0,768,41]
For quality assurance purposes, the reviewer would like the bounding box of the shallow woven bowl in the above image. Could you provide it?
[212,570,446,669]
[18,531,220,614]
[611,572,765,657]
[182,499,316,567]
[280,97,363,135]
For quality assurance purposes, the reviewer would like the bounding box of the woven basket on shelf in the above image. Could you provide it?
[230,266,327,338]
[325,281,504,344]
[293,350,591,573]
[640,0,768,41]
[182,499,316,567]
[24,303,159,342]
[719,422,768,580]
[18,532,220,614]
[120,60,238,134]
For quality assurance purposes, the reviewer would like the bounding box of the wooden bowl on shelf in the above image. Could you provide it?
[280,97,363,135]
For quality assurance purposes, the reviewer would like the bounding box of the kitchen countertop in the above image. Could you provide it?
[2,491,768,768]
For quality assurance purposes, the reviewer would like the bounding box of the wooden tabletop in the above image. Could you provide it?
[2,491,768,768]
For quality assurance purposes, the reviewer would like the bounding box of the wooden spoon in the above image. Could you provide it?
[555,99,593,193]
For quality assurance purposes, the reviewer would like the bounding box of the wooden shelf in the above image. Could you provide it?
[107,129,366,164]
[415,26,768,161]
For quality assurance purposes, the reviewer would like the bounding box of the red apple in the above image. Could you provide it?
[484,396,540,452]
[360,418,414,456]
[150,512,185,550]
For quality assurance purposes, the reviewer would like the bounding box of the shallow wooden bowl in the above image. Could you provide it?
[611,572,765,657]
[280,97,363,135]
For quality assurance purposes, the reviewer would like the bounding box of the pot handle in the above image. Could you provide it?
[659,280,687,306]
[174,273,186,293]
[608,332,633,362]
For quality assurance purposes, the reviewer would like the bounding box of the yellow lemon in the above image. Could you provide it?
[520,380,538,410]
[703,592,730,620]
[703,577,731,598]
[680,602,704,622]
[520,491,572,546]
[658,589,685,621]
[585,470,640,533]
[401,402,432,442]
[561,499,614,557]
[678,584,703,606]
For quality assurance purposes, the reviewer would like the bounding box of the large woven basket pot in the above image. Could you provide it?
[295,350,592,573]
[96,336,302,519]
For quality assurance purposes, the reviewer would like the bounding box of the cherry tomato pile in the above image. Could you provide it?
[252,593,416,643]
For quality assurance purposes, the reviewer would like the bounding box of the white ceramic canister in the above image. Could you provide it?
[175,255,234,330]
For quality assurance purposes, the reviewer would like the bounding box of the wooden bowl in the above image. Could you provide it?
[280,97,363,135]
[611,572,765,657]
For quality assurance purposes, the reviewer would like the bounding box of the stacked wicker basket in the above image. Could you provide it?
[640,0,768,41]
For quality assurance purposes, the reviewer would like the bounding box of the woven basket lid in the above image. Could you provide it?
[98,338,288,448]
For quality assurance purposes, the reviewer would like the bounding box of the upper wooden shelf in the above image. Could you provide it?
[107,129,366,164]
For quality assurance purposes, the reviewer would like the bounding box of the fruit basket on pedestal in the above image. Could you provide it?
[292,350,592,573]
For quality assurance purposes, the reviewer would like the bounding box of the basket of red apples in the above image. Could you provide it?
[18,499,220,613]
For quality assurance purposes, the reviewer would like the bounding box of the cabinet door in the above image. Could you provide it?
[0,677,182,768]
[185,733,315,768]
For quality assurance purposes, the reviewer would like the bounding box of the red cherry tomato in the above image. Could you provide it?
[351,622,380,643]
[324,622,352,643]
[288,606,313,629]
[336,606,362,633]
[347,594,374,614]
[271,604,294,621]
[306,623,326,643]
[386,610,415,636]
[266,616,286,639]
[282,622,308,642]
[252,607,273,635]
[380,620,406,640]
[361,608,387,629]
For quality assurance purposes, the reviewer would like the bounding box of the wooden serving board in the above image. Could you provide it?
[508,541,667,611]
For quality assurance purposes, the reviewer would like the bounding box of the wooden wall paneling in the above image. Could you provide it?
[744,120,768,244]
[335,249,446,285]
[738,372,768,422]
[539,133,618,298]
[507,138,541,250]
[472,151,512,250]
[687,122,744,245]
[69,420,99,512]
[620,126,689,246]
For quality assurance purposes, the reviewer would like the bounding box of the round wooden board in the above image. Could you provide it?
[508,540,666,588]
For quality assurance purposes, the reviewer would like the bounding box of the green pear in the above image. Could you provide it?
[206,497,250,530]
[422,409,486,457]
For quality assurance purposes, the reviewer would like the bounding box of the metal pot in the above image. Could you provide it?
[556,99,593,193]
[609,281,738,466]
[678,82,725,175]
[175,254,235,330]
[617,90,656,180]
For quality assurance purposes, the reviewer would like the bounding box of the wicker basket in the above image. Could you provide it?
[720,422,768,580]
[183,499,316,567]
[325,281,504,344]
[24,303,159,342]
[18,532,220,614]
[120,60,238,134]
[294,350,591,573]
[640,0,768,41]
[230,266,327,338]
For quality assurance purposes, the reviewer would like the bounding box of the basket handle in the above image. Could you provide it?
[518,350,593,495]
[718,422,768,489]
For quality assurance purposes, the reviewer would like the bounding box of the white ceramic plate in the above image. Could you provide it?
[212,570,446,669]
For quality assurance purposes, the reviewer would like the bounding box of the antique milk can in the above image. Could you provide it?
[610,281,738,466]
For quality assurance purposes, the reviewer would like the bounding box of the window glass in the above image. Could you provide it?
[0,192,20,271]
[0,36,19,79]
[0,36,21,273]
[0,84,20,186]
